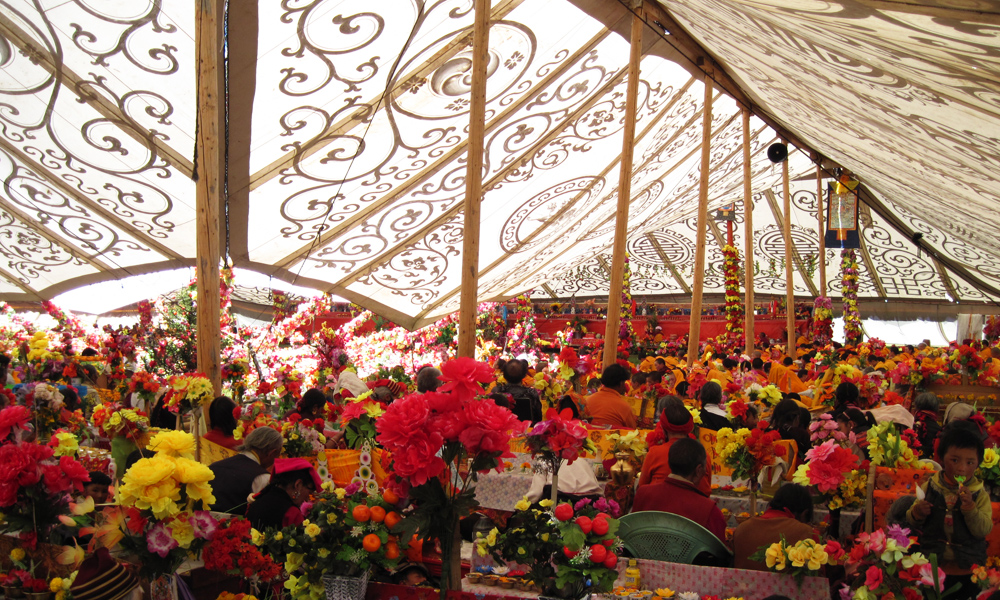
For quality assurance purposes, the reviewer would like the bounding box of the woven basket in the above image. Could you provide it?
[322,572,368,600]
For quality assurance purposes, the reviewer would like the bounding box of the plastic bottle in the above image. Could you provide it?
[623,558,641,589]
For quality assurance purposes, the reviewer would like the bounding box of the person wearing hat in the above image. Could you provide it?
[246,458,322,530]
[70,548,140,600]
[394,562,433,587]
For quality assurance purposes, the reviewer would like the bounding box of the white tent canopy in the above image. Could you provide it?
[1,0,998,329]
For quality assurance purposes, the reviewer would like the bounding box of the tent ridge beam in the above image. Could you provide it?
[646,232,691,293]
[411,75,694,321]
[0,139,183,261]
[247,0,530,193]
[762,187,820,297]
[934,257,961,302]
[272,23,619,271]
[0,13,195,178]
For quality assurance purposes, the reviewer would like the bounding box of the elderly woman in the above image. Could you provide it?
[209,426,284,514]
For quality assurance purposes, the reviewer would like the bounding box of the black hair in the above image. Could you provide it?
[770,399,801,430]
[0,354,9,368]
[836,408,875,431]
[600,363,631,388]
[557,395,579,419]
[647,370,663,384]
[654,357,667,367]
[722,358,737,370]
[797,406,811,428]
[300,388,328,413]
[267,468,316,493]
[768,483,814,523]
[209,396,238,436]
[81,347,99,357]
[938,421,986,462]
[87,471,112,486]
[667,437,707,478]
[503,359,527,383]
[659,395,691,426]
[782,357,794,367]
[631,371,648,386]
[674,381,690,398]
[751,357,764,370]
[835,381,860,407]
[699,381,722,406]
[62,386,80,411]
[489,393,510,410]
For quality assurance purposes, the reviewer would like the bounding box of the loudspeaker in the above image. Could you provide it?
[767,143,788,163]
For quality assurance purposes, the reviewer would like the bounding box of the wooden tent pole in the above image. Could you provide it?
[456,0,491,359]
[602,3,643,369]
[782,142,795,356]
[687,73,713,367]
[742,109,754,356]
[195,0,223,395]
[817,164,827,295]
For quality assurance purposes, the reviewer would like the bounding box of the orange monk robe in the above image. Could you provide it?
[767,363,808,394]
[707,369,732,385]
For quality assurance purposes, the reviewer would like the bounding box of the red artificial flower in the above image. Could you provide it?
[43,455,91,495]
[559,346,579,369]
[0,405,31,440]
[438,357,493,401]
[458,399,522,457]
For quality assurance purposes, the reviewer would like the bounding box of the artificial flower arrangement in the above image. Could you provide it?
[375,356,524,593]
[48,429,80,458]
[809,413,847,443]
[272,364,305,415]
[476,496,562,588]
[260,482,403,600]
[91,404,150,442]
[220,358,250,400]
[202,517,281,586]
[556,346,594,386]
[975,447,1000,489]
[756,384,782,406]
[866,422,928,470]
[233,400,278,441]
[792,440,861,494]
[0,404,90,546]
[127,371,162,406]
[722,245,744,345]
[951,344,986,380]
[549,497,623,597]
[19,382,65,438]
[971,560,1000,599]
[813,296,833,344]
[100,430,218,578]
[532,370,568,412]
[839,525,954,600]
[714,423,786,483]
[281,414,326,457]
[606,429,648,463]
[164,373,215,413]
[524,408,595,503]
[749,536,845,584]
[337,390,386,450]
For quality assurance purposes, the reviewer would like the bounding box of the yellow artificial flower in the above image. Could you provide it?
[539,498,553,508]
[304,523,321,538]
[334,488,346,499]
[49,578,63,593]
[148,431,197,458]
[655,589,675,599]
[326,513,337,525]
[10,547,25,562]
[285,552,305,574]
[764,543,786,570]
[173,457,214,484]
[251,528,263,545]
[515,497,531,512]
[169,517,195,548]
[52,432,79,457]
[786,545,809,568]
[317,548,330,559]
[983,448,999,469]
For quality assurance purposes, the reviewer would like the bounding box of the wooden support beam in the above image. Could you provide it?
[195,0,224,395]
[457,0,490,359]
[540,283,559,299]
[0,13,194,177]
[816,165,827,296]
[603,4,643,369]
[0,138,183,260]
[413,75,693,322]
[763,188,820,298]
[687,73,712,366]
[782,147,795,355]
[646,233,691,294]
[596,255,613,279]
[742,109,754,355]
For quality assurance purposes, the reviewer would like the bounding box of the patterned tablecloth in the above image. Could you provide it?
[474,455,608,511]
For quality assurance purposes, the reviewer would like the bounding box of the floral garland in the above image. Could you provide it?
[506,294,538,358]
[812,296,833,345]
[722,245,744,349]
[841,249,862,346]
[617,255,634,358]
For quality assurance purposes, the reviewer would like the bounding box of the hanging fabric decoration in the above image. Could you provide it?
[825,175,861,249]
[841,249,863,346]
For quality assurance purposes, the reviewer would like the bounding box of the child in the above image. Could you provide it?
[83,471,112,504]
[907,423,992,597]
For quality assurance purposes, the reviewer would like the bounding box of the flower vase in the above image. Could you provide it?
[2,586,24,599]
[24,592,50,600]
[609,452,635,485]
[322,571,369,600]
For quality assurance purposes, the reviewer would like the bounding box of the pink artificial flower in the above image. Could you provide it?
[189,511,218,539]
[437,357,493,401]
[147,522,179,558]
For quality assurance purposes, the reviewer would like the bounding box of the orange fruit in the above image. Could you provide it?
[370,506,386,523]
[384,511,401,530]
[352,505,371,523]
[363,533,381,553]
[385,541,400,560]
[382,489,399,505]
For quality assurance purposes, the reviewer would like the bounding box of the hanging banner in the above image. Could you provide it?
[825,180,860,248]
